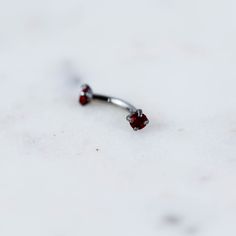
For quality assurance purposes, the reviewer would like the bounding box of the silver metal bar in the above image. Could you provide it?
[93,94,137,113]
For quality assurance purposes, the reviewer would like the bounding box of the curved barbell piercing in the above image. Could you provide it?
[79,84,149,131]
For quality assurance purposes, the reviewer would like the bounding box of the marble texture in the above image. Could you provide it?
[0,0,236,235]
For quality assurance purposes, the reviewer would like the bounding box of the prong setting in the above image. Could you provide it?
[137,109,143,117]
[126,115,132,122]
[127,110,149,131]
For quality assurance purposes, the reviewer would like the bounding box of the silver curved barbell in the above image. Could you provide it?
[79,84,149,131]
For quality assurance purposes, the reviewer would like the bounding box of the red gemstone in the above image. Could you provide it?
[128,111,149,130]
[79,84,93,106]
[79,95,89,105]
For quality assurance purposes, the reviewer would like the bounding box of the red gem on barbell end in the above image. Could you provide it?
[79,84,93,106]
[79,95,90,105]
[81,84,91,93]
[129,112,149,130]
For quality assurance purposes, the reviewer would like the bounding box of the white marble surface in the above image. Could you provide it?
[0,0,236,235]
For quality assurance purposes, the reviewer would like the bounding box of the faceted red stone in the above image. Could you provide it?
[79,84,93,106]
[79,95,89,105]
[129,111,149,130]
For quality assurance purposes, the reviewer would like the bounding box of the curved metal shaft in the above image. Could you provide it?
[93,94,137,113]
